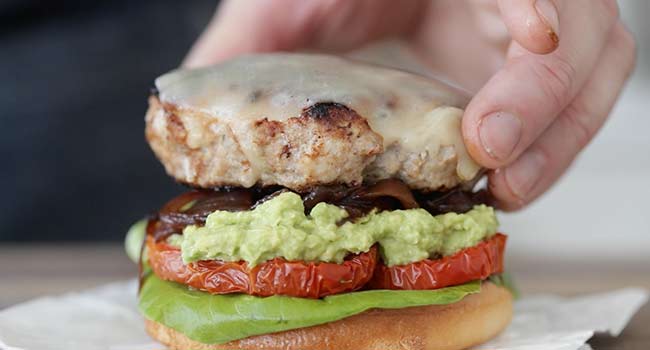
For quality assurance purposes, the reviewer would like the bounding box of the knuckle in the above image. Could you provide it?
[488,171,525,212]
[562,102,594,149]
[532,145,553,172]
[615,24,638,77]
[500,200,525,212]
[601,0,620,19]
[530,55,576,108]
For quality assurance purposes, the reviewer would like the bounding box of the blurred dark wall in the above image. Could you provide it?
[1,0,218,241]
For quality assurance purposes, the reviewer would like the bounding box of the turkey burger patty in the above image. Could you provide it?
[145,54,480,191]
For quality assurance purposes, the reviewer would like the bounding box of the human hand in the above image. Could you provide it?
[183,0,635,210]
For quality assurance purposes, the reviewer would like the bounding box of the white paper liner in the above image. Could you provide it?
[0,280,646,350]
[475,287,648,350]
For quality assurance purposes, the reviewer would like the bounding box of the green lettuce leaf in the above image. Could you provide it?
[139,274,481,344]
[488,273,520,299]
[124,219,147,264]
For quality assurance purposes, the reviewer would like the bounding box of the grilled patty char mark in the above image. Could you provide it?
[146,96,382,190]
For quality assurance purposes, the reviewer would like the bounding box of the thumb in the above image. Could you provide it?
[497,0,561,55]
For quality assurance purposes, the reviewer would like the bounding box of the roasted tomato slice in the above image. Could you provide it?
[368,233,507,290]
[146,234,378,299]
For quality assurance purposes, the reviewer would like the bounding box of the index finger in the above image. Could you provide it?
[462,0,619,169]
[498,0,561,54]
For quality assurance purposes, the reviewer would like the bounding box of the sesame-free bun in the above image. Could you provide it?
[145,282,512,350]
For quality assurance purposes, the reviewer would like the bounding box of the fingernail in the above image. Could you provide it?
[479,112,522,161]
[535,0,560,43]
[504,150,546,201]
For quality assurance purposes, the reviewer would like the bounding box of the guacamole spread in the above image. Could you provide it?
[170,192,497,266]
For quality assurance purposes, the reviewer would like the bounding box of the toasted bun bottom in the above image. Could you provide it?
[145,282,512,350]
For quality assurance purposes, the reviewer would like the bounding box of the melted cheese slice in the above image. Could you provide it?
[156,53,481,182]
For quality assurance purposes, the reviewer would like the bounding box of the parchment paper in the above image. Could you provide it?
[0,280,646,350]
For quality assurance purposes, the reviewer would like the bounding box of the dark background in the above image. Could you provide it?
[1,0,218,241]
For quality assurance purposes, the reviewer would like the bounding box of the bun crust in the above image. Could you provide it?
[145,282,512,350]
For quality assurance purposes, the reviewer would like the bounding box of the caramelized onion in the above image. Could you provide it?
[152,189,253,241]
[149,179,489,241]
[418,188,491,215]
[351,179,419,209]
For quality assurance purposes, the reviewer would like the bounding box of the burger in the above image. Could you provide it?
[124,53,514,350]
